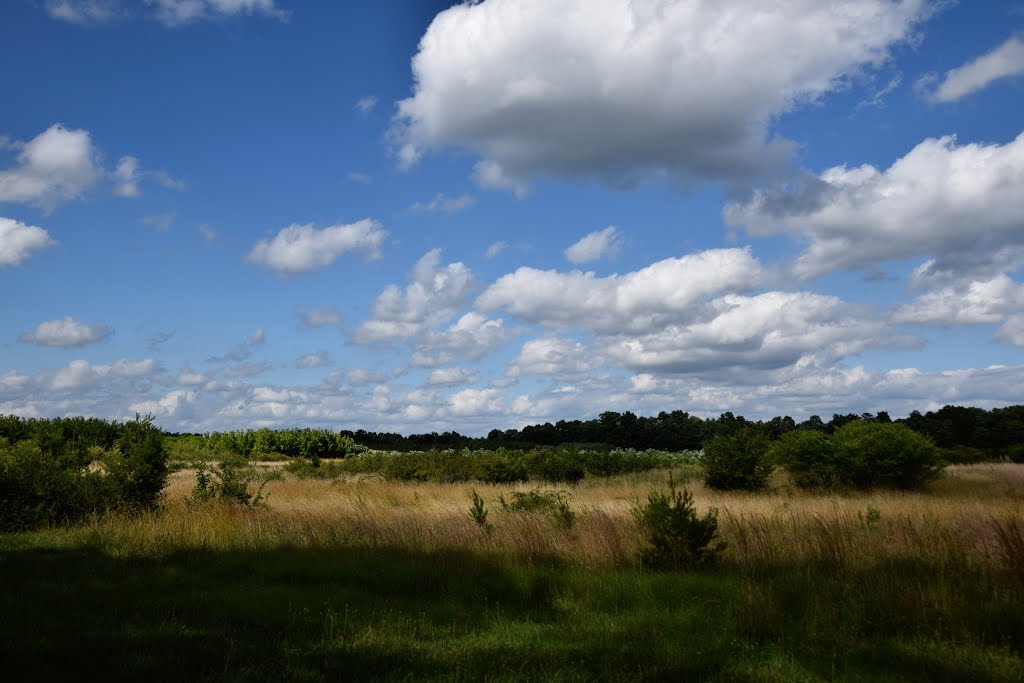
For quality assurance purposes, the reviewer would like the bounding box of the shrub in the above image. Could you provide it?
[832,421,943,490]
[0,415,167,530]
[475,455,529,484]
[632,478,725,570]
[468,490,491,531]
[191,455,269,506]
[283,457,347,480]
[500,488,577,530]
[769,429,841,489]
[701,428,773,491]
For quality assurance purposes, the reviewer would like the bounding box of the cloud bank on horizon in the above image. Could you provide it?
[1,0,1023,434]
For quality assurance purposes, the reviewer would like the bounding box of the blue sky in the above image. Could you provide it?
[2,0,1023,434]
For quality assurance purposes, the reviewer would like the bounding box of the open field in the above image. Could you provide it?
[2,464,1023,680]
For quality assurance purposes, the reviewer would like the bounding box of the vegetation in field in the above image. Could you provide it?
[313,446,701,484]
[771,421,944,490]
[2,411,1024,679]
[225,404,1024,463]
[1,465,1022,681]
[0,414,166,531]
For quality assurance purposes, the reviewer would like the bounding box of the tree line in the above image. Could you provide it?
[304,405,1023,462]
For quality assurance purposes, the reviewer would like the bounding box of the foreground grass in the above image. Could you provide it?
[1,465,1022,681]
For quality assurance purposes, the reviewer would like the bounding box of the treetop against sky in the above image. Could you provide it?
[1,0,1023,434]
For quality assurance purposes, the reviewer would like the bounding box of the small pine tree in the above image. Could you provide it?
[632,477,726,570]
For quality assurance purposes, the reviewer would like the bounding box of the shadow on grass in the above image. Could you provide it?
[0,544,737,681]
[2,544,1022,681]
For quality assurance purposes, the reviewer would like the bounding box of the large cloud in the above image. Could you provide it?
[246,220,387,276]
[0,217,56,266]
[478,247,763,333]
[600,291,900,377]
[0,124,101,209]
[394,0,929,187]
[726,132,1024,278]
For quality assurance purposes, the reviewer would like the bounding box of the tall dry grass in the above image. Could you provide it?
[28,463,1019,584]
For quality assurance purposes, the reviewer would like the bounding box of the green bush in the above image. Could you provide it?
[0,415,167,531]
[500,489,577,530]
[832,421,943,490]
[769,429,840,489]
[632,479,725,570]
[191,455,269,506]
[701,428,773,491]
[771,422,943,491]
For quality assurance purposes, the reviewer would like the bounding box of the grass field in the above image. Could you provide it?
[2,464,1022,681]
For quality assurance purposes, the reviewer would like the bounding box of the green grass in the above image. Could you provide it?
[1,540,1021,681]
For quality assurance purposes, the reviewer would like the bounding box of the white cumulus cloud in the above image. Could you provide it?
[246,219,387,276]
[726,132,1024,278]
[478,247,763,333]
[394,0,929,188]
[0,217,57,266]
[52,358,159,391]
[565,226,622,264]
[893,274,1024,326]
[19,317,113,348]
[354,249,475,343]
[0,124,102,209]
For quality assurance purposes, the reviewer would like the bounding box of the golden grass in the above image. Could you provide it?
[46,464,1023,578]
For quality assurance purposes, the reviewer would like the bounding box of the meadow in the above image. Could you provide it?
[2,459,1022,681]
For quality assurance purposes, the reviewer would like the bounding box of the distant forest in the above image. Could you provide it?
[227,405,1024,460]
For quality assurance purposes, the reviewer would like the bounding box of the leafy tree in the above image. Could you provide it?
[701,428,773,491]
[832,421,942,490]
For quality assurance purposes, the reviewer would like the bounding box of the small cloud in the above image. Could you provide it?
[922,36,1024,103]
[222,362,272,378]
[44,0,120,25]
[246,219,388,276]
[150,0,289,27]
[485,241,507,259]
[251,328,266,345]
[356,96,379,115]
[19,316,113,348]
[297,352,330,369]
[410,193,474,213]
[472,160,528,198]
[140,213,175,232]
[853,73,902,112]
[113,155,183,198]
[197,224,216,241]
[0,124,102,210]
[0,218,57,266]
[347,171,372,184]
[298,308,343,328]
[147,330,175,350]
[428,367,478,387]
[565,226,623,264]
[113,156,141,197]
[151,169,185,191]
